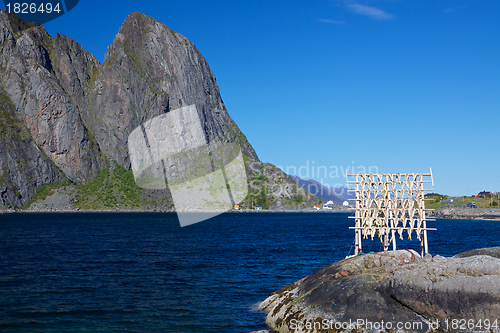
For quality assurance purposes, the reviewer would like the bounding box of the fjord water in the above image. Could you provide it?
[1,213,499,332]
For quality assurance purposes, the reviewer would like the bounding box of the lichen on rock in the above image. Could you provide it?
[259,248,500,333]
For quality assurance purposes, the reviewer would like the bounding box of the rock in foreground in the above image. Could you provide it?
[259,248,500,333]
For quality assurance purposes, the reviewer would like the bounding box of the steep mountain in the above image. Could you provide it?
[84,12,258,168]
[0,11,103,186]
[0,10,319,211]
[0,11,104,208]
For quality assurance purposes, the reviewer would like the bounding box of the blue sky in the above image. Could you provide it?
[4,0,500,196]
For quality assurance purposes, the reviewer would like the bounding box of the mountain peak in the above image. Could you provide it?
[92,10,258,167]
[0,9,41,33]
[118,12,185,40]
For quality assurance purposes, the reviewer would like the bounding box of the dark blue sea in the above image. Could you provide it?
[1,212,499,332]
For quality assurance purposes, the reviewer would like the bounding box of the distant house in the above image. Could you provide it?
[313,205,321,210]
[234,204,241,210]
[255,205,263,210]
[323,200,334,210]
[342,201,349,207]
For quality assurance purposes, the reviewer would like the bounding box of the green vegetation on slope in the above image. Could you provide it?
[244,175,269,209]
[74,162,170,210]
[21,179,72,209]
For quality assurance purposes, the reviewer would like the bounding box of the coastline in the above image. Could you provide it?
[5,204,500,221]
[3,208,355,214]
[428,205,500,221]
[3,187,354,214]
[5,190,499,221]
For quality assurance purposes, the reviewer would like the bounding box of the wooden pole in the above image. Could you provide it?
[422,179,429,256]
[423,220,428,255]
[391,216,396,251]
[355,222,359,255]
[354,174,360,255]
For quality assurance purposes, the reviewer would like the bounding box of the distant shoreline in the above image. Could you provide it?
[5,204,500,222]
[428,205,500,221]
[2,209,354,214]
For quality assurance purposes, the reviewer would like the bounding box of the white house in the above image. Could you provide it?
[342,200,349,207]
[323,200,334,209]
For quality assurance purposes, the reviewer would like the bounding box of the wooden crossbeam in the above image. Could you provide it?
[346,173,432,177]
[348,227,437,231]
[346,169,435,256]
[348,189,432,191]
[348,215,436,218]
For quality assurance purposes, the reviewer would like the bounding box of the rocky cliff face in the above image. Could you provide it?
[84,12,258,168]
[259,248,500,333]
[0,10,319,210]
[0,11,103,187]
[0,87,64,208]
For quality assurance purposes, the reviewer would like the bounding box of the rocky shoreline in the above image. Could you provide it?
[3,186,348,213]
[8,200,500,219]
[428,205,500,220]
[259,247,500,333]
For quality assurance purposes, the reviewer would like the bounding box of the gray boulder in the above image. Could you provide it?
[260,248,500,333]
[454,247,500,260]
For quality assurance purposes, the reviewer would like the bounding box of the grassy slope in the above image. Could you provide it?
[74,162,172,210]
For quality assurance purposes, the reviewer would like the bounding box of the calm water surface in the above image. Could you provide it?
[0,212,499,332]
